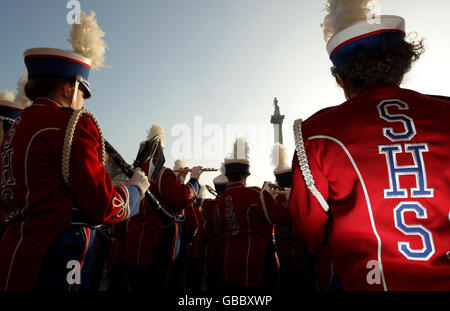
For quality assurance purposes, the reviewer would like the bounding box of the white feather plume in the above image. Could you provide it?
[321,0,380,43]
[220,162,225,175]
[0,90,15,103]
[68,10,110,70]
[173,158,186,171]
[12,68,32,109]
[270,143,290,170]
[147,124,166,146]
[229,137,250,161]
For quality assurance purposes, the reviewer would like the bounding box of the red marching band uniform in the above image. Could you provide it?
[0,90,26,241]
[217,139,290,290]
[288,13,450,290]
[124,157,200,290]
[0,48,146,291]
[201,170,228,291]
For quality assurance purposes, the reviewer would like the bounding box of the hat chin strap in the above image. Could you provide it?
[71,77,81,110]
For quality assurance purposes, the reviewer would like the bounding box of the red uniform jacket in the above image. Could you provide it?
[288,84,450,290]
[218,182,289,287]
[0,98,135,291]
[202,198,223,274]
[274,192,305,270]
[124,165,197,266]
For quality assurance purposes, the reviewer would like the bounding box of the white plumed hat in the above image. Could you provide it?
[224,137,250,175]
[24,9,109,100]
[322,0,405,67]
[173,158,186,171]
[0,90,21,123]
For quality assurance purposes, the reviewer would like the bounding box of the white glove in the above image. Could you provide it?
[126,168,150,200]
[190,166,203,180]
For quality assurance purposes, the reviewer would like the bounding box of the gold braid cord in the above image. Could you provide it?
[293,119,329,213]
[62,109,106,185]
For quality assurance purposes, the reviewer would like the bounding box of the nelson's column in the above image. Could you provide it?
[270,97,285,144]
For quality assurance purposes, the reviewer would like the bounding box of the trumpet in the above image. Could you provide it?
[205,184,217,197]
[268,183,285,192]
[263,181,286,197]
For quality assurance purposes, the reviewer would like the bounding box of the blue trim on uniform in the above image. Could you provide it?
[126,185,141,218]
[79,228,96,291]
[225,163,250,175]
[25,55,92,98]
[275,171,293,185]
[187,178,200,196]
[34,226,88,291]
[331,31,405,67]
[0,106,21,119]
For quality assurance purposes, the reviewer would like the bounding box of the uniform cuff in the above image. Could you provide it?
[126,185,141,218]
[187,178,200,196]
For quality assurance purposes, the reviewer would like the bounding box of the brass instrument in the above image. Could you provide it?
[263,181,287,197]
[205,184,217,197]
[268,183,285,192]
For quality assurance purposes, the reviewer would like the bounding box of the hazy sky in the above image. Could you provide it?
[1,0,450,196]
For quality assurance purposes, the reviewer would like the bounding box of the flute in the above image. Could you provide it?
[174,168,219,173]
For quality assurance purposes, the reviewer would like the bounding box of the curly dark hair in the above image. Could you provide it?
[332,38,425,93]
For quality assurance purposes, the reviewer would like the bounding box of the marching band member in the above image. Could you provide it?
[202,164,228,291]
[288,0,450,290]
[0,11,149,291]
[270,143,308,291]
[168,158,202,291]
[0,90,18,145]
[0,70,32,145]
[124,127,203,291]
[217,138,290,290]
[0,88,25,240]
